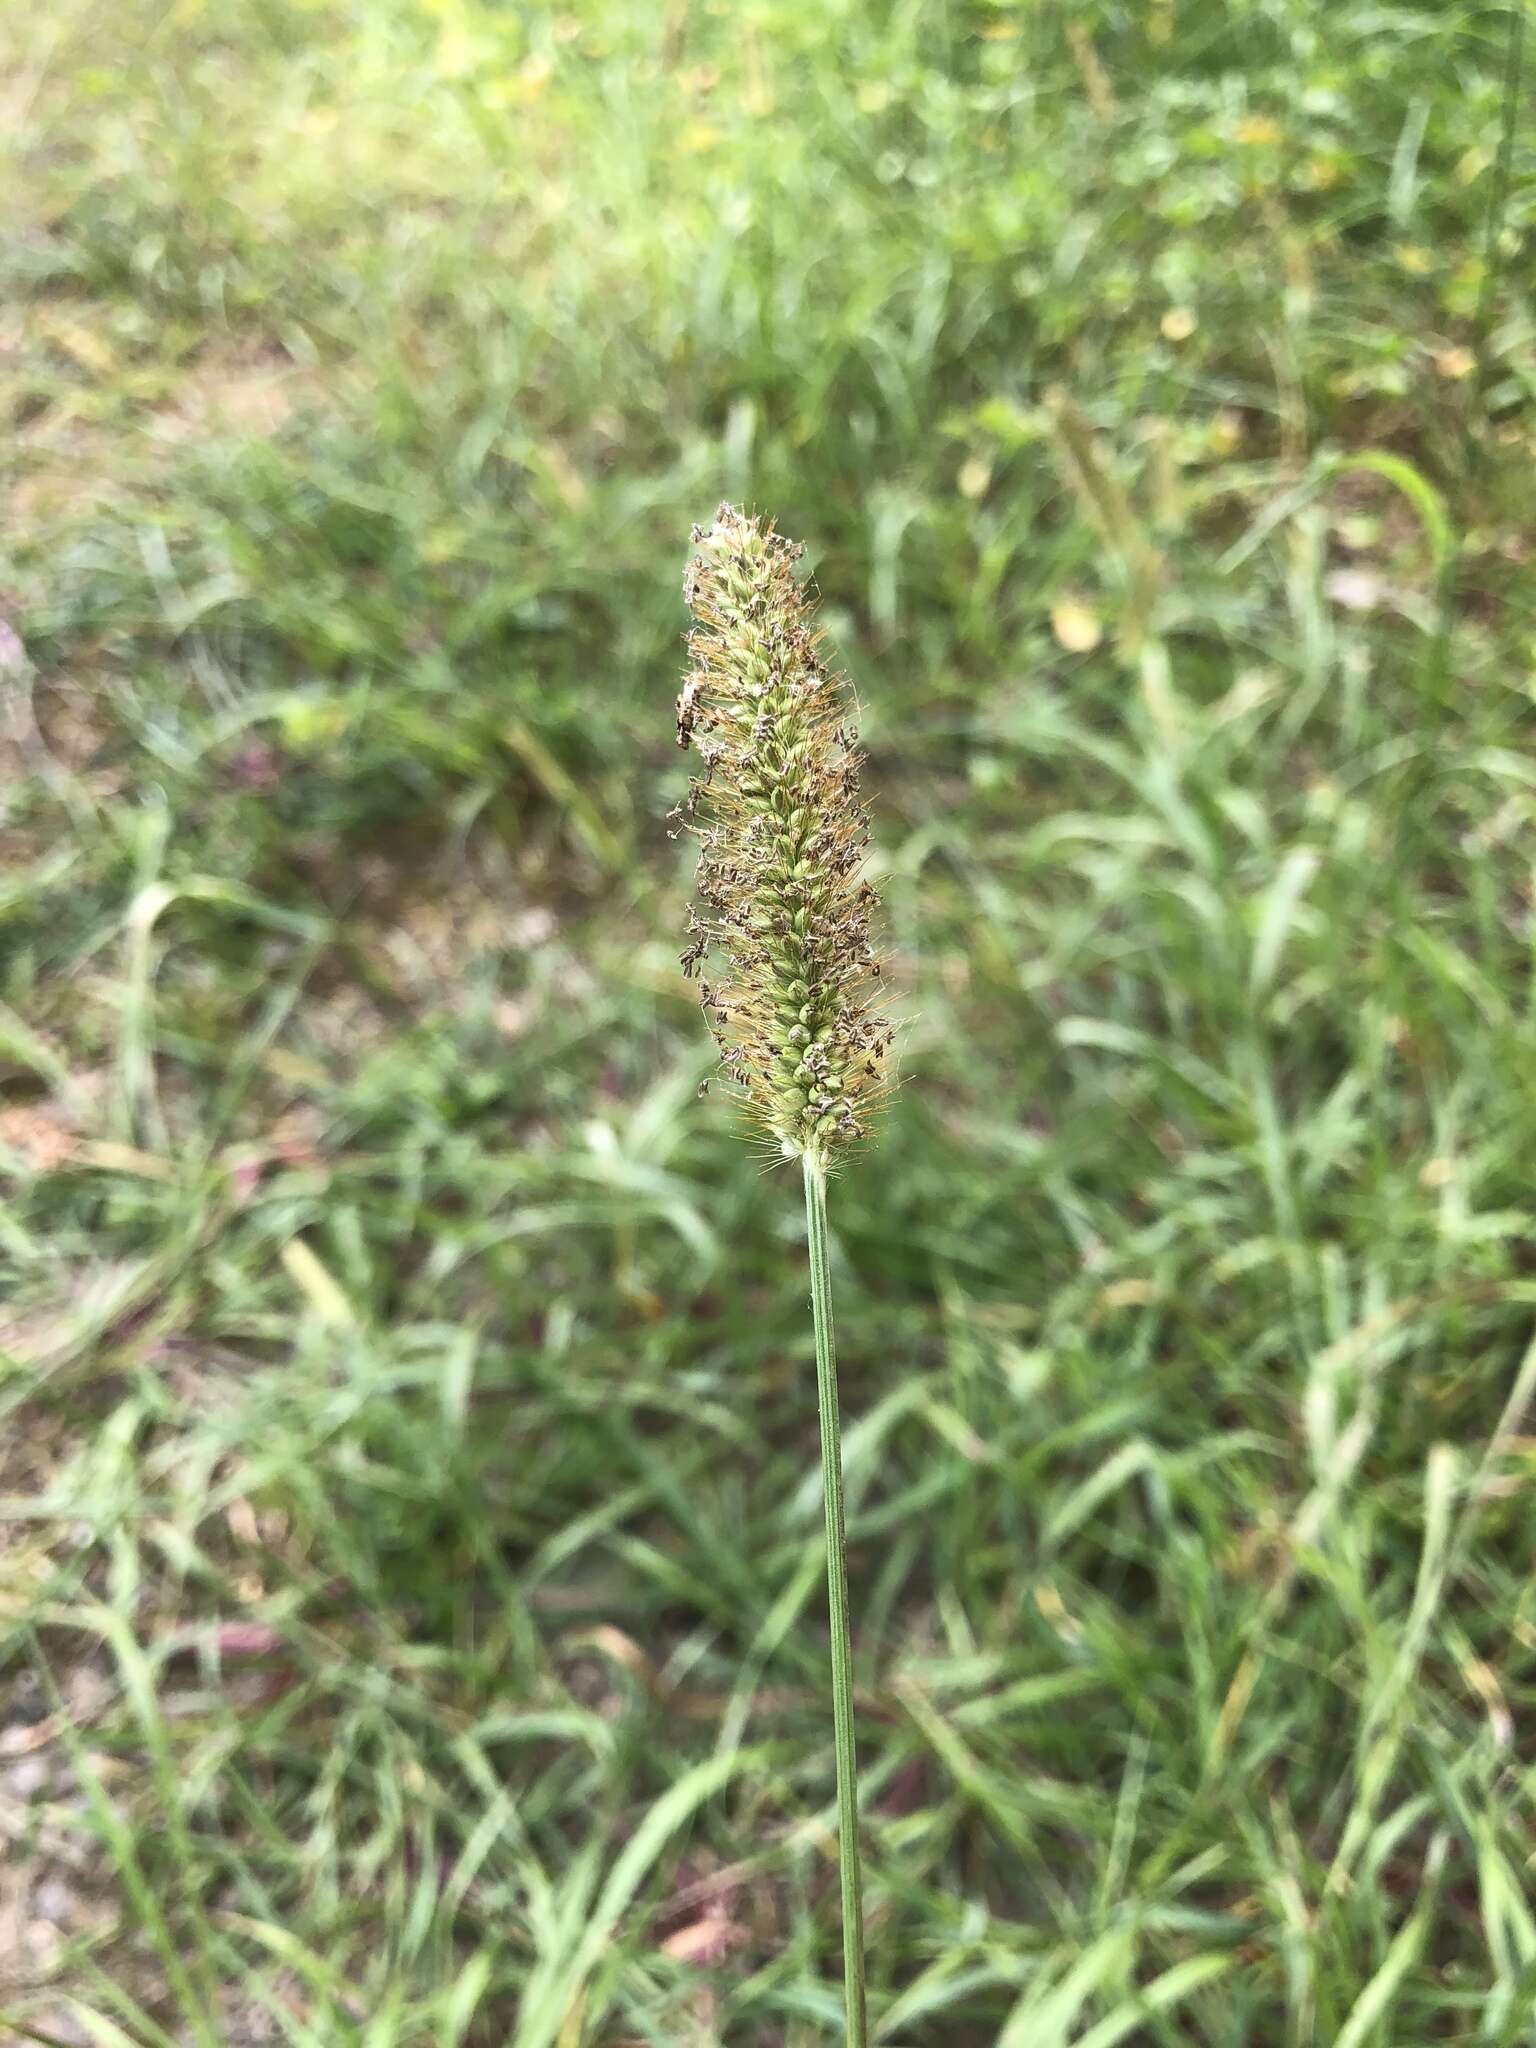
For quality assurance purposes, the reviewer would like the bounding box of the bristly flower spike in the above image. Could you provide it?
[675,503,882,2041]
[677,504,891,1167]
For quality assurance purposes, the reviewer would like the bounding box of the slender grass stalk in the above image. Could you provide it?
[1472,0,1527,372]
[676,505,890,2038]
[804,1151,868,2048]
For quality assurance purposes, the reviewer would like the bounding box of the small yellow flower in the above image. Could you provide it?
[1051,599,1103,652]
[957,455,992,499]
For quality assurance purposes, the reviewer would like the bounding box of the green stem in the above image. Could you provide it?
[803,1151,868,2047]
[1472,0,1526,370]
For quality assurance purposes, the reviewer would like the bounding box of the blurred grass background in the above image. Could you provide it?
[3,0,1535,2041]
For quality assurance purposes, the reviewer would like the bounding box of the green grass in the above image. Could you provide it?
[2,0,1535,2041]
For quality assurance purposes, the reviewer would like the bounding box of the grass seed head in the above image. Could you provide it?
[676,504,891,1165]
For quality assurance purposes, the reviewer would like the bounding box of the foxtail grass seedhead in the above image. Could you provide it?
[674,505,891,1164]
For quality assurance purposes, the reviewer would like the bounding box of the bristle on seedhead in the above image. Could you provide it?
[674,504,891,1164]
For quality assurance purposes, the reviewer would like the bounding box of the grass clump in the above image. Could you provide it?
[2,1,1535,2044]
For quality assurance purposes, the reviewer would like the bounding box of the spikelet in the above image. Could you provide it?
[674,505,891,1164]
